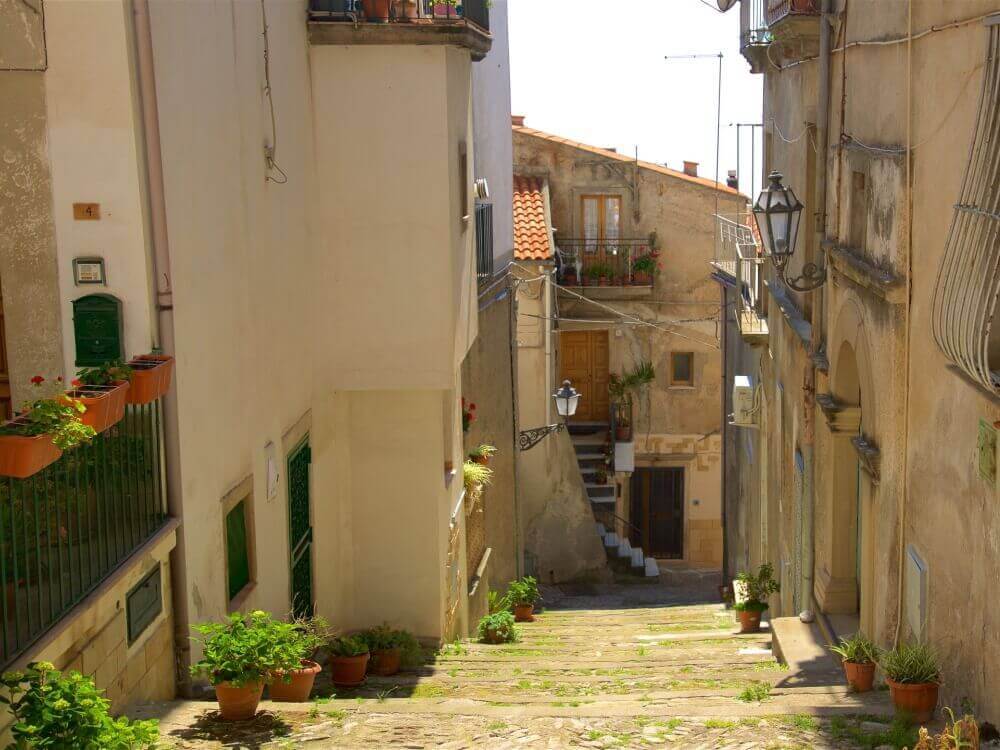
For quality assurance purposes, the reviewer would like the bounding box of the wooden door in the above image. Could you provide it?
[631,468,684,559]
[0,282,10,420]
[559,330,609,423]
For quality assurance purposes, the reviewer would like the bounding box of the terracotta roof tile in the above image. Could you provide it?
[513,175,553,261]
[513,124,748,199]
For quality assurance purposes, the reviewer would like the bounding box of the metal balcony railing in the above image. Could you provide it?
[766,0,819,27]
[555,239,657,288]
[308,0,489,31]
[736,243,768,338]
[740,0,770,49]
[0,401,167,666]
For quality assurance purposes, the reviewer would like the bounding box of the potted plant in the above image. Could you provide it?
[880,641,941,723]
[461,398,476,433]
[391,0,419,19]
[70,360,132,434]
[328,635,370,686]
[561,266,578,286]
[267,616,329,702]
[463,459,493,494]
[190,611,293,720]
[594,466,608,485]
[506,576,540,622]
[0,377,96,479]
[829,632,881,693]
[733,563,780,633]
[631,253,657,285]
[126,354,174,405]
[608,362,654,443]
[359,625,421,676]
[362,0,391,21]
[468,444,497,466]
[0,662,158,748]
[477,611,519,644]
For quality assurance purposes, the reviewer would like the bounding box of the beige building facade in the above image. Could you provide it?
[723,0,1000,719]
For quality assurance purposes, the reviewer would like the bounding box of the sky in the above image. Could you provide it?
[508,0,765,198]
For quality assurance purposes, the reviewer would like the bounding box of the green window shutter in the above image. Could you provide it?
[226,501,251,601]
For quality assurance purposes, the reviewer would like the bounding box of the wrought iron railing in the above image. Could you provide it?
[308,0,489,31]
[740,0,770,49]
[555,239,656,287]
[737,243,768,336]
[475,202,494,284]
[766,0,819,26]
[0,401,167,666]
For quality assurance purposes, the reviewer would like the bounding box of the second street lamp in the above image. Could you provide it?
[752,171,826,292]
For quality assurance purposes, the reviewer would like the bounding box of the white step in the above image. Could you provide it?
[644,557,660,577]
[616,538,632,558]
[604,531,620,548]
[589,496,616,505]
[595,522,606,536]
[631,548,645,568]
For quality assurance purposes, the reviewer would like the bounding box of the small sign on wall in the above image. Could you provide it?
[72,257,106,286]
[73,203,101,220]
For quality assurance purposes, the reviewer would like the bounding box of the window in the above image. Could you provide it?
[581,194,621,248]
[670,352,694,387]
[222,476,256,607]
[475,202,494,283]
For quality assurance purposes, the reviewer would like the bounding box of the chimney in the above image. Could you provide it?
[727,169,739,189]
[604,147,617,153]
[511,115,525,126]
[683,160,699,177]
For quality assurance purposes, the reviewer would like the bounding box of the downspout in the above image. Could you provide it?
[720,279,729,587]
[543,266,553,426]
[508,276,523,578]
[800,0,833,619]
[131,0,188,692]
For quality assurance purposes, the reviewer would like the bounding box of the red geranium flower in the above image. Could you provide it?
[469,403,477,410]
[71,378,83,387]
[56,376,63,383]
[30,375,44,386]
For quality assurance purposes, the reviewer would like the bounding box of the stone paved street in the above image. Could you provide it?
[133,582,901,748]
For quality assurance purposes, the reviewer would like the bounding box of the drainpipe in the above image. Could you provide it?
[543,266,553,426]
[720,280,729,587]
[800,0,833,621]
[131,0,188,692]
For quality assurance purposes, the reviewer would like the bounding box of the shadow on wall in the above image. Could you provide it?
[522,428,609,585]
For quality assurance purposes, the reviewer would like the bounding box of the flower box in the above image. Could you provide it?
[0,421,62,479]
[126,355,174,405]
[66,381,130,434]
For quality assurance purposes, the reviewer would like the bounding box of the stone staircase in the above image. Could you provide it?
[569,422,659,578]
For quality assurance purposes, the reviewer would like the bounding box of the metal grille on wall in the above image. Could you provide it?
[932,16,1000,397]
[475,202,494,285]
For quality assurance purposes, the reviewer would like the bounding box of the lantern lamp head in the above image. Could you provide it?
[752,171,804,260]
[554,380,581,418]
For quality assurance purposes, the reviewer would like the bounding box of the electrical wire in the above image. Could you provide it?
[260,0,287,184]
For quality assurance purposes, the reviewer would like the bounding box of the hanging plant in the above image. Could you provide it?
[461,398,476,433]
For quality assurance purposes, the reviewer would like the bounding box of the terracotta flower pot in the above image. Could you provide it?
[70,381,130,434]
[369,647,402,676]
[362,0,391,21]
[126,355,174,405]
[737,609,762,633]
[615,425,631,441]
[514,603,535,622]
[633,272,651,285]
[214,680,264,721]
[330,653,370,686]
[0,427,62,479]
[472,455,489,466]
[267,660,322,702]
[887,679,939,723]
[843,660,876,693]
[599,276,609,286]
[393,0,418,19]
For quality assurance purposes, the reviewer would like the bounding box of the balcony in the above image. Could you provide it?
[739,0,771,74]
[555,239,657,301]
[766,0,820,64]
[308,0,492,60]
[0,401,168,667]
[713,214,768,345]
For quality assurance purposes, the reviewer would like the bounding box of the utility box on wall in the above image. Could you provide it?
[72,294,123,366]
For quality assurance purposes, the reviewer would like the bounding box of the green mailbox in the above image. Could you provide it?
[72,294,123,366]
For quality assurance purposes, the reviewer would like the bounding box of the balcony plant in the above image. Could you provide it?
[631,251,661,285]
[506,576,540,622]
[468,443,497,466]
[125,354,175,405]
[190,610,299,720]
[328,635,370,686]
[69,360,132,434]
[733,563,780,633]
[266,616,330,702]
[0,661,159,749]
[0,377,97,479]
[561,266,579,286]
[361,0,391,21]
[829,632,881,693]
[477,611,519,644]
[463,459,493,494]
[585,262,614,286]
[461,398,476,433]
[879,641,941,723]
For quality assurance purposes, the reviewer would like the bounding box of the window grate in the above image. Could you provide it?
[475,202,494,284]
[931,18,1000,396]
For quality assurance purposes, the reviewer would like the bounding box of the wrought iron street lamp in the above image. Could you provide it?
[519,380,581,451]
[752,171,826,292]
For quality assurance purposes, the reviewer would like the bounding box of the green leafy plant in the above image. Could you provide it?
[733,563,780,612]
[488,589,511,614]
[271,616,331,679]
[0,378,97,450]
[463,459,493,492]
[328,635,369,658]
[914,707,979,749]
[879,641,940,685]
[190,610,302,687]
[829,632,881,665]
[0,661,158,749]
[631,250,662,276]
[358,625,423,668]
[506,576,540,607]
[468,444,498,461]
[736,681,772,703]
[585,262,614,280]
[75,360,132,387]
[477,611,519,644]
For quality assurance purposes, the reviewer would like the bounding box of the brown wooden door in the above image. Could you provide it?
[0,281,10,420]
[631,468,684,559]
[559,330,609,423]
